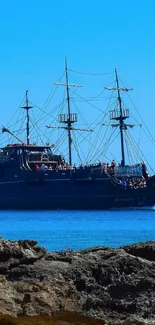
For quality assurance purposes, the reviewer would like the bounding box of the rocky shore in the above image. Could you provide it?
[0,238,155,324]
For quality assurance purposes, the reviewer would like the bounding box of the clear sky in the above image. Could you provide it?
[0,0,155,167]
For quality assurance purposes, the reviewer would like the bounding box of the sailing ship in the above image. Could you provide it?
[0,60,155,209]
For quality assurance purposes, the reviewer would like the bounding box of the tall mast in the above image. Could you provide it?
[105,70,133,166]
[52,59,83,165]
[115,69,125,166]
[21,90,33,145]
[65,58,72,165]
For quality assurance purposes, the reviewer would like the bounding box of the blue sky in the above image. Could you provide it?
[0,0,155,167]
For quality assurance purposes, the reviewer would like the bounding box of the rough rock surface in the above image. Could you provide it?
[0,238,155,324]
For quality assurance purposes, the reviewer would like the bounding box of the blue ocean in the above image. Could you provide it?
[1,208,155,252]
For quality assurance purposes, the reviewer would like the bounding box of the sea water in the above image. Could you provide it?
[0,208,155,252]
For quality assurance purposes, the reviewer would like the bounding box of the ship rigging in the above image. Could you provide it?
[1,62,155,174]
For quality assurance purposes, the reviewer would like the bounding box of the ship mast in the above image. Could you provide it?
[47,59,93,165]
[21,90,33,145]
[115,69,125,166]
[51,58,85,166]
[105,70,133,166]
[65,58,72,165]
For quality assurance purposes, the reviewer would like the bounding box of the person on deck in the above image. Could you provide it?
[40,164,47,172]
[111,160,116,169]
[35,164,40,171]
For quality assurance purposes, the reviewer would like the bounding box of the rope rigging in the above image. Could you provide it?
[0,66,155,173]
[68,69,114,76]
[119,75,155,147]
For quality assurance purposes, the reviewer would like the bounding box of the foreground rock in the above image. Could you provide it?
[0,312,152,325]
[0,238,155,324]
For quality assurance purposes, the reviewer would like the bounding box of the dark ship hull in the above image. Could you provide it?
[0,163,154,209]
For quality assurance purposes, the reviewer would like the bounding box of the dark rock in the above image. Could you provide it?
[0,238,155,324]
[123,241,155,261]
